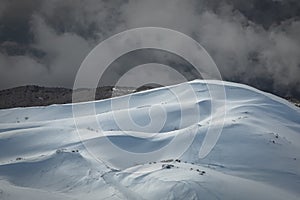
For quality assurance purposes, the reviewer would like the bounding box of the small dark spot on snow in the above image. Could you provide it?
[56,149,66,154]
[161,159,173,163]
[162,164,174,169]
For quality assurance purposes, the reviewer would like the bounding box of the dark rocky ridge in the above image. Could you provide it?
[0,85,159,109]
[0,85,298,109]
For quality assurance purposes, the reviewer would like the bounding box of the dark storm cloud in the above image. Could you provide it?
[0,0,41,45]
[100,49,199,87]
[227,0,300,28]
[199,0,300,28]
[119,0,300,98]
[0,0,299,98]
[0,0,125,89]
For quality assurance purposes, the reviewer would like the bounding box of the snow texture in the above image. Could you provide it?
[0,80,299,200]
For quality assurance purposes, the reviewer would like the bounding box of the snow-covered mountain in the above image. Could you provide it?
[0,80,299,200]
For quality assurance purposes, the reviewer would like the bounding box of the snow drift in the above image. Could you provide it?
[0,80,299,200]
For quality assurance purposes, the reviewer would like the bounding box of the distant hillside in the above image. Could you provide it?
[0,85,298,109]
[0,85,135,109]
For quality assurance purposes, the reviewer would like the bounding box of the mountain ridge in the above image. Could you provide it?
[0,83,299,109]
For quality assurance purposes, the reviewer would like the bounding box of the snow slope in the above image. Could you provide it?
[0,80,299,200]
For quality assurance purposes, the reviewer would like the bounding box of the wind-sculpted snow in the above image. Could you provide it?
[0,80,299,200]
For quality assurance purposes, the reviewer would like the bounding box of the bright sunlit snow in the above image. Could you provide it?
[0,80,299,200]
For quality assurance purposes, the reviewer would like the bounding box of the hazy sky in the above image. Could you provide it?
[0,0,300,98]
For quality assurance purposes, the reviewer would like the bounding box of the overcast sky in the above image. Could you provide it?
[0,0,300,98]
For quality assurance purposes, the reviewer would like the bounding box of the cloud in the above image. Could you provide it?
[0,14,93,89]
[0,0,299,98]
[119,0,300,97]
[197,9,300,96]
[29,15,92,87]
[0,53,47,88]
[120,0,199,35]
